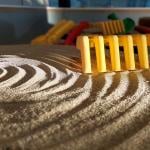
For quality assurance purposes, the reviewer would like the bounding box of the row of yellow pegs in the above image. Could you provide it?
[31,20,76,45]
[76,34,150,73]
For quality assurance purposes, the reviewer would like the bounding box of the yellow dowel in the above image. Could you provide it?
[133,35,149,69]
[105,22,111,35]
[54,21,75,37]
[101,22,107,35]
[146,34,150,46]
[31,34,47,45]
[76,36,92,73]
[119,35,135,70]
[91,19,126,35]
[119,20,125,33]
[31,20,68,45]
[112,21,119,33]
[105,35,121,71]
[47,35,57,44]
[48,20,75,44]
[108,21,115,34]
[47,20,67,36]
[93,36,107,72]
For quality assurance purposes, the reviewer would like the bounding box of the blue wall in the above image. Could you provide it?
[0,0,150,7]
[0,0,47,6]
[0,7,50,44]
[49,0,150,7]
[0,0,22,5]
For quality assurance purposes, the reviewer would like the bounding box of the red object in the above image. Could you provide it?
[135,25,150,33]
[64,21,89,45]
[139,17,150,27]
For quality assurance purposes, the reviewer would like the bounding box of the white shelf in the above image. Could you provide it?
[1,5,150,11]
[0,5,150,24]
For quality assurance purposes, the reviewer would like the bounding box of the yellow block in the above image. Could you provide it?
[146,34,150,46]
[119,20,125,33]
[95,20,125,35]
[76,36,92,73]
[31,20,67,45]
[133,34,149,69]
[119,35,135,70]
[108,21,115,34]
[55,21,75,36]
[31,34,47,45]
[93,36,107,72]
[105,22,111,35]
[101,22,107,35]
[112,21,119,33]
[46,20,67,36]
[105,35,121,71]
[48,20,75,44]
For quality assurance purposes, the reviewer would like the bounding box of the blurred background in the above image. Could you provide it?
[1,0,150,45]
[1,0,150,7]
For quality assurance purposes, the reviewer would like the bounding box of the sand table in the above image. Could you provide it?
[0,45,149,150]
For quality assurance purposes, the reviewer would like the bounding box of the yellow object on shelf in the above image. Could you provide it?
[31,34,48,45]
[119,35,135,70]
[94,36,107,72]
[46,20,67,36]
[90,20,125,35]
[76,36,91,73]
[48,20,76,44]
[133,35,149,69]
[76,34,150,74]
[105,35,121,71]
[31,20,75,45]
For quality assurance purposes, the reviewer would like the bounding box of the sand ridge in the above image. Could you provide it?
[0,45,149,150]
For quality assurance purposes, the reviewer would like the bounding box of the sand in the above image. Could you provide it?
[0,45,149,150]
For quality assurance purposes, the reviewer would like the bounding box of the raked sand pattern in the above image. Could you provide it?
[0,45,149,150]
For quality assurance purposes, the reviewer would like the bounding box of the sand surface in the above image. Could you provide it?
[0,45,149,150]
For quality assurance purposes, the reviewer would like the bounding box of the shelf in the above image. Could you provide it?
[1,5,150,12]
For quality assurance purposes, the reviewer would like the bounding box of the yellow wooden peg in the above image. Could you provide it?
[146,34,150,46]
[133,34,149,69]
[101,22,107,35]
[119,20,125,33]
[48,20,75,44]
[93,20,125,35]
[46,20,67,36]
[31,34,47,45]
[76,36,92,73]
[93,36,107,72]
[105,35,121,71]
[105,22,111,35]
[108,21,115,34]
[54,21,75,37]
[112,21,119,33]
[119,35,135,70]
